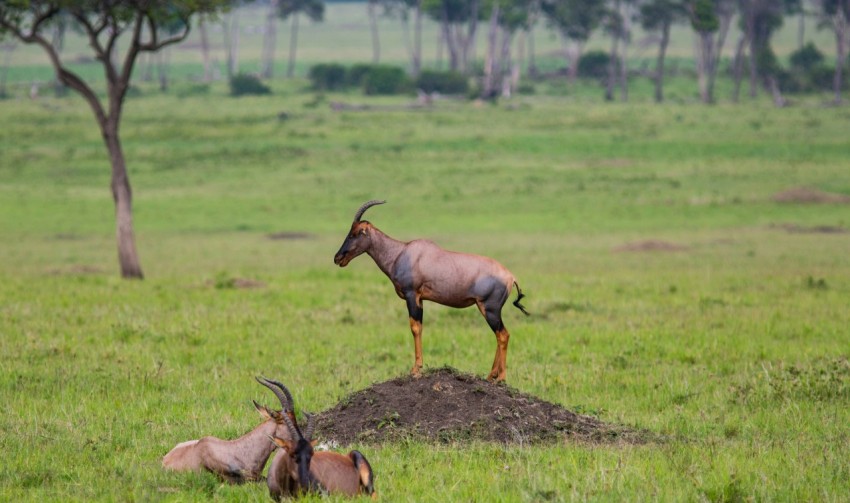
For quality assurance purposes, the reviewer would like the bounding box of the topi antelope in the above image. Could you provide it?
[161,377,297,483]
[334,200,529,382]
[267,401,375,499]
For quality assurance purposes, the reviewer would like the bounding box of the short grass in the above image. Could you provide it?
[1,82,850,501]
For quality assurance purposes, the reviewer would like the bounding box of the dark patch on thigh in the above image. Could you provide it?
[472,276,508,307]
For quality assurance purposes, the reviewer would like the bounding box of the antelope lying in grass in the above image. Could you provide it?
[161,377,296,484]
[267,401,375,498]
[334,200,529,382]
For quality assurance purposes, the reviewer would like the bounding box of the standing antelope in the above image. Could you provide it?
[334,200,529,382]
[161,377,296,483]
[267,399,375,499]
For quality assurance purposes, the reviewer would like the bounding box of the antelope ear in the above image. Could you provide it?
[311,440,318,447]
[253,400,272,419]
[270,436,293,451]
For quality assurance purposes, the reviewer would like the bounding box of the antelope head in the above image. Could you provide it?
[334,199,386,267]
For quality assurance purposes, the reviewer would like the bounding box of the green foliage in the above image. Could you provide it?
[347,63,376,87]
[278,0,325,22]
[229,73,272,96]
[308,63,348,90]
[779,42,840,93]
[415,69,469,94]
[577,50,610,79]
[361,65,411,95]
[689,0,719,33]
[540,0,606,42]
[790,42,825,71]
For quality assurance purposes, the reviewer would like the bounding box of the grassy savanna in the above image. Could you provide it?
[2,80,850,502]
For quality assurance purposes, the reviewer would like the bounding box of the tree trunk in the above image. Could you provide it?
[103,126,143,279]
[461,0,479,73]
[528,27,537,78]
[731,33,746,103]
[413,0,422,76]
[440,6,459,70]
[287,14,299,78]
[605,28,619,101]
[199,18,212,82]
[225,10,241,78]
[368,0,380,63]
[706,10,732,105]
[482,5,499,98]
[654,21,670,103]
[833,13,847,104]
[261,0,279,79]
[766,75,787,107]
[157,48,170,92]
[0,44,16,98]
[746,15,757,98]
[499,28,513,98]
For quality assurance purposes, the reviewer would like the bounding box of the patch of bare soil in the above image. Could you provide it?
[771,223,848,234]
[772,187,850,204]
[266,232,314,240]
[315,367,646,446]
[613,240,689,253]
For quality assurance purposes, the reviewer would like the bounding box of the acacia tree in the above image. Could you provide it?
[278,0,324,78]
[541,0,606,82]
[818,0,850,103]
[424,0,480,72]
[688,0,734,104]
[640,0,688,102]
[382,0,424,76]
[0,1,230,279]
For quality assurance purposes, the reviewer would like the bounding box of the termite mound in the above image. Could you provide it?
[315,367,648,445]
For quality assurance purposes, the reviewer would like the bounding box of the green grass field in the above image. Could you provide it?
[2,8,850,499]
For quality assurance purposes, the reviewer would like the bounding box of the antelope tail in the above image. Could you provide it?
[512,282,530,316]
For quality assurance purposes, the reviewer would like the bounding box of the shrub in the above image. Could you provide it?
[308,63,348,90]
[229,73,271,96]
[415,70,468,94]
[790,42,824,71]
[578,51,610,79]
[347,63,376,87]
[362,65,411,95]
[175,83,211,98]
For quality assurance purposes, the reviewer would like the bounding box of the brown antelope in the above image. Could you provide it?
[268,408,375,499]
[333,200,529,382]
[161,377,296,484]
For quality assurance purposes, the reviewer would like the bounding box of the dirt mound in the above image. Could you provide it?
[772,187,850,204]
[613,240,688,253]
[772,223,847,234]
[315,367,644,445]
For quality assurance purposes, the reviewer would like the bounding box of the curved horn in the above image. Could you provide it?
[281,409,302,440]
[256,376,295,412]
[303,413,317,440]
[352,200,386,222]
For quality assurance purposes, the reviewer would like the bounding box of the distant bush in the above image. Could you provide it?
[780,42,847,94]
[578,51,610,79]
[790,42,824,71]
[362,65,411,95]
[175,83,211,98]
[516,82,536,95]
[229,73,271,96]
[415,70,468,94]
[306,62,412,95]
[308,63,348,90]
[347,63,376,87]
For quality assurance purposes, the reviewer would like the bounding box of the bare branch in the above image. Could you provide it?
[139,14,192,52]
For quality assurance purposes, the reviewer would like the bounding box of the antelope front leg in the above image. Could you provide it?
[406,294,424,377]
